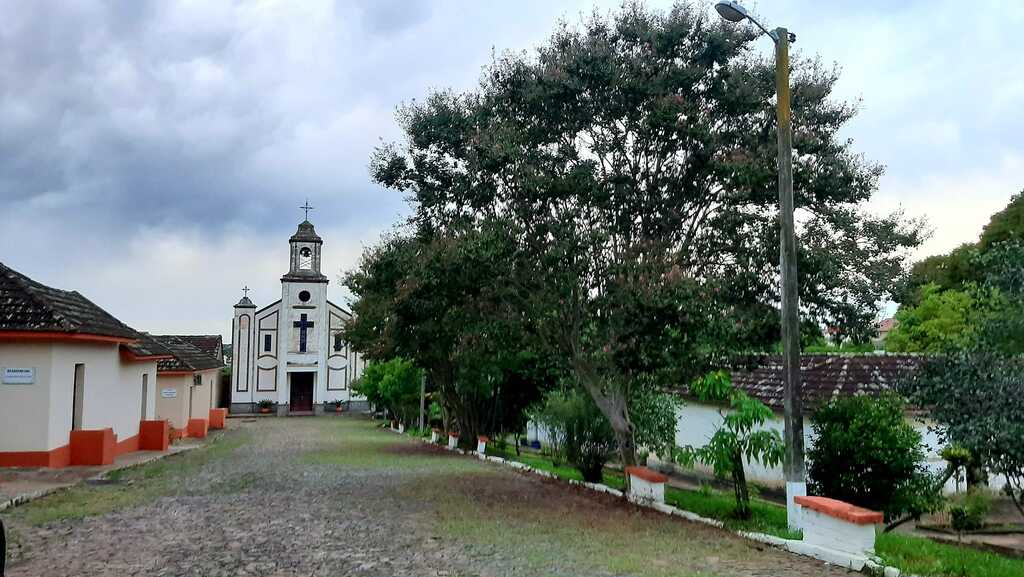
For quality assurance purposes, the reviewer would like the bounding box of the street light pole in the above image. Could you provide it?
[715,2,805,529]
[772,26,806,530]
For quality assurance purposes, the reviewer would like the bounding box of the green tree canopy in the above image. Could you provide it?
[367,2,922,465]
[885,283,1000,353]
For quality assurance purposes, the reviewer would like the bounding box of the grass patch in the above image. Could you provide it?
[875,532,1024,577]
[300,419,482,475]
[8,429,249,526]
[485,443,798,539]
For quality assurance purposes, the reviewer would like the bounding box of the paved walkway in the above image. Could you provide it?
[3,417,855,577]
[0,442,200,510]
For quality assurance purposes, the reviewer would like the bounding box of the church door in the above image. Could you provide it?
[289,372,314,412]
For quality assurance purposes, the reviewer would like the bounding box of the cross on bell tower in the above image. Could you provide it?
[300,199,314,221]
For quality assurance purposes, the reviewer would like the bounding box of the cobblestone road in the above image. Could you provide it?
[4,417,854,577]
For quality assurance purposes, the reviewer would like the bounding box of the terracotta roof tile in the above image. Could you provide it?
[152,335,224,372]
[678,354,925,410]
[0,261,138,340]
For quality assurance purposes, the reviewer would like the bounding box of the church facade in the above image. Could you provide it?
[230,219,365,414]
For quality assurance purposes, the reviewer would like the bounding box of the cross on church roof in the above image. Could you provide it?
[300,199,314,220]
[242,285,250,298]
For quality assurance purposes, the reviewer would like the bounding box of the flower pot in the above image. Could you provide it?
[334,406,343,413]
[259,407,271,414]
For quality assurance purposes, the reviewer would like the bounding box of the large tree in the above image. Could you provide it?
[370,3,921,466]
[343,224,550,443]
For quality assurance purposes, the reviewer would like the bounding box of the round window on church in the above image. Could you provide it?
[298,290,311,302]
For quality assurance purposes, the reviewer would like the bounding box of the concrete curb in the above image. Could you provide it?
[390,428,915,576]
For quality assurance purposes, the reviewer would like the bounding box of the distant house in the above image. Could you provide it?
[0,263,172,467]
[151,335,224,433]
[873,317,897,347]
[666,354,1003,493]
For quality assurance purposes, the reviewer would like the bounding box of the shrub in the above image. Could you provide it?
[948,489,992,533]
[808,393,943,527]
[353,358,423,427]
[532,389,617,482]
[674,371,783,519]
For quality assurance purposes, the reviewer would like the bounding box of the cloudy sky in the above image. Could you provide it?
[2,0,1022,341]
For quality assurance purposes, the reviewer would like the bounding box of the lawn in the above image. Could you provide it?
[476,438,1024,577]
[7,429,249,527]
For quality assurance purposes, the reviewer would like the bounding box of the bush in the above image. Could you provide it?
[949,490,992,533]
[532,389,617,482]
[353,358,423,427]
[673,371,783,520]
[808,393,942,526]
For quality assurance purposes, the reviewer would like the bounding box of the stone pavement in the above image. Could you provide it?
[3,417,857,577]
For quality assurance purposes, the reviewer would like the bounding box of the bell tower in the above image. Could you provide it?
[283,201,326,282]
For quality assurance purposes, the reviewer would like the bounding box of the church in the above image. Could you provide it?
[230,215,366,415]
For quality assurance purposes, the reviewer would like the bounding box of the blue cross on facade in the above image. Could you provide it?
[293,313,314,352]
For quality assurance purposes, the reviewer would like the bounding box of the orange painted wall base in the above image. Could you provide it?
[208,408,227,430]
[69,428,116,466]
[187,418,208,439]
[0,444,71,468]
[115,434,139,457]
[139,420,170,451]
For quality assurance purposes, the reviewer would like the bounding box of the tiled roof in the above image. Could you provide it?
[123,332,173,359]
[0,262,139,340]
[166,335,223,360]
[679,354,925,411]
[152,335,224,373]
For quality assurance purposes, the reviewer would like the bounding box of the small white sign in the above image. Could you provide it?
[3,367,35,384]
[160,388,178,398]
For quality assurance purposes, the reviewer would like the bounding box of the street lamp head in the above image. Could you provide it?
[714,1,749,23]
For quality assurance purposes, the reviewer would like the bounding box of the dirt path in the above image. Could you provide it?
[3,417,855,577]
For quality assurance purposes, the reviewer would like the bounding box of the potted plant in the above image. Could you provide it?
[328,399,344,413]
[257,399,273,414]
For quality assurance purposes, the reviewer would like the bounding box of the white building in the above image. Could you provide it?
[0,263,171,467]
[230,218,365,414]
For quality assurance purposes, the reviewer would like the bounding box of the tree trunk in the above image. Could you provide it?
[574,361,637,468]
[732,446,751,520]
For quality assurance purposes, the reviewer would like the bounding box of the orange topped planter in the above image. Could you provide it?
[794,495,882,525]
[624,466,669,484]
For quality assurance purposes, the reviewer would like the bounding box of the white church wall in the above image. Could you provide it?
[0,342,54,452]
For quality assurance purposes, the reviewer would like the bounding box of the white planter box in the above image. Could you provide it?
[447,434,459,450]
[795,496,881,559]
[430,430,441,443]
[625,466,667,504]
[476,436,488,454]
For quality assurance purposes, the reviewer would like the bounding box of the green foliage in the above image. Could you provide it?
[674,371,783,519]
[531,389,617,482]
[903,352,1024,518]
[627,382,682,459]
[368,1,922,467]
[256,399,273,410]
[979,191,1024,249]
[886,283,1000,353]
[948,489,993,533]
[353,358,423,427]
[343,226,552,443]
[807,393,942,524]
